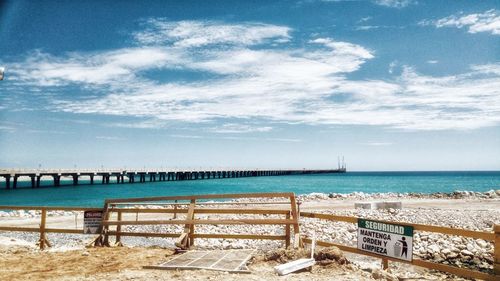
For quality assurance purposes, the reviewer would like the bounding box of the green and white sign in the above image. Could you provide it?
[357,219,413,261]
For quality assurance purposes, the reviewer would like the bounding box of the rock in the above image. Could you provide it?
[441,249,451,255]
[460,250,473,256]
[427,244,440,254]
[354,202,372,209]
[82,251,90,256]
[314,246,349,265]
[373,201,402,210]
[476,240,488,249]
[371,268,398,281]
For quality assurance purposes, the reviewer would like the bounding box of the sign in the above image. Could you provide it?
[357,219,413,261]
[83,210,103,234]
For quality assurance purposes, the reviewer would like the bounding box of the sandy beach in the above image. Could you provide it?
[0,191,499,280]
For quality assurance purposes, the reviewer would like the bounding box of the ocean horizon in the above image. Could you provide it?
[0,171,499,207]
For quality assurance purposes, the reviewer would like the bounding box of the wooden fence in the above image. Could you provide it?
[94,192,301,249]
[0,192,301,250]
[300,212,499,281]
[0,193,498,280]
[0,206,102,249]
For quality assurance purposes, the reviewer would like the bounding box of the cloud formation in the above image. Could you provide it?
[373,0,415,8]
[134,19,291,47]
[420,10,500,35]
[5,19,500,131]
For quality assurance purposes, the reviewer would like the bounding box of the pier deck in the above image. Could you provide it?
[0,168,346,189]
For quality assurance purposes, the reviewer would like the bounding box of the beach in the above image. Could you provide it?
[0,190,499,280]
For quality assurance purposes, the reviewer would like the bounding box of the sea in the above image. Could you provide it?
[0,171,499,207]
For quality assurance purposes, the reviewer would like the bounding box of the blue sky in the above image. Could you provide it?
[0,0,499,171]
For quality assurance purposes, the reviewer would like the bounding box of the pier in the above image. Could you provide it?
[0,168,346,189]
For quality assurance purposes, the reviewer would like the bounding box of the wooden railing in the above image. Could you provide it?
[300,212,499,281]
[97,192,300,249]
[0,206,102,249]
[0,193,300,250]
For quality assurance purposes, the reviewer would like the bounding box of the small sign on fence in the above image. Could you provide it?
[357,218,413,261]
[83,210,103,234]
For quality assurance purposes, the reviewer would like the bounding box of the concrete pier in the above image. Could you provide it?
[0,167,346,189]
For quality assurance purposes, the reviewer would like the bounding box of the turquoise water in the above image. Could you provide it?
[0,171,499,207]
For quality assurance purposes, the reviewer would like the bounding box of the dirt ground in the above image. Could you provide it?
[0,245,375,281]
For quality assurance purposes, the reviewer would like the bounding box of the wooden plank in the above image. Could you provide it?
[300,212,357,224]
[104,208,289,215]
[300,212,494,241]
[194,209,290,215]
[39,209,47,250]
[111,209,188,214]
[188,200,196,246]
[175,200,195,249]
[494,224,500,276]
[112,201,291,206]
[285,212,291,248]
[104,192,295,204]
[192,234,286,240]
[302,238,497,281]
[290,194,301,248]
[143,265,251,274]
[0,206,103,211]
[115,211,122,244]
[103,219,296,226]
[382,258,389,270]
[107,231,180,238]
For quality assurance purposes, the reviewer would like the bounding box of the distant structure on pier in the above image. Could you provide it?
[338,156,347,172]
[0,167,346,189]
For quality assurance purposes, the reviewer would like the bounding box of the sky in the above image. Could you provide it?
[0,0,499,171]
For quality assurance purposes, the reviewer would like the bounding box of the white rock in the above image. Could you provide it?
[460,250,473,256]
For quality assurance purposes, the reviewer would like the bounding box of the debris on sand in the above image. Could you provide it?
[314,246,349,266]
[264,248,310,263]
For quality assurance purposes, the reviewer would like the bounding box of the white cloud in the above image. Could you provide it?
[0,125,15,131]
[421,10,500,35]
[5,19,500,131]
[95,136,125,141]
[388,61,398,74]
[355,25,380,31]
[134,19,291,47]
[8,47,182,87]
[210,124,273,134]
[171,134,301,142]
[360,142,393,146]
[427,60,439,64]
[373,0,415,8]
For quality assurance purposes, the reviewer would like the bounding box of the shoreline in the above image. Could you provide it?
[0,189,499,208]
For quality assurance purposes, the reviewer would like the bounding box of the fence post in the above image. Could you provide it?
[494,224,500,276]
[39,209,47,250]
[382,258,389,270]
[189,199,196,246]
[115,211,122,245]
[285,212,291,248]
[173,200,177,219]
[290,196,302,248]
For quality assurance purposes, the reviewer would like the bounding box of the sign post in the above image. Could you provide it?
[83,210,104,234]
[357,219,413,262]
